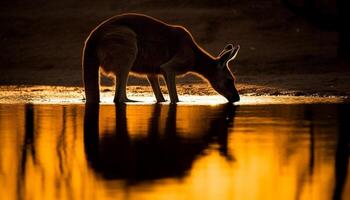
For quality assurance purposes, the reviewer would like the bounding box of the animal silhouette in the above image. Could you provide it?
[83,103,236,182]
[82,13,240,103]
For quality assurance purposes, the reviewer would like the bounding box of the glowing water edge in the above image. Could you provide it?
[0,102,349,200]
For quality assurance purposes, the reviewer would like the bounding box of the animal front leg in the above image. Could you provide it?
[162,70,179,103]
[160,46,193,103]
[147,74,166,102]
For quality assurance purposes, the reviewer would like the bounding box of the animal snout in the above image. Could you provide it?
[229,94,240,102]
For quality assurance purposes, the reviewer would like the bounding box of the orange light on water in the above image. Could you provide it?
[0,103,349,200]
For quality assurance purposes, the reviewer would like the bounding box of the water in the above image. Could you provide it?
[0,101,349,200]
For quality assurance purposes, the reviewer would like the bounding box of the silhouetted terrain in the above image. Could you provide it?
[0,0,349,96]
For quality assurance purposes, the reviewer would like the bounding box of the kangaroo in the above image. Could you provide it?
[82,13,240,103]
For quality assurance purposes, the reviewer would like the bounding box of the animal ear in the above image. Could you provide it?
[228,45,240,62]
[218,44,234,57]
[218,45,240,69]
[218,50,232,69]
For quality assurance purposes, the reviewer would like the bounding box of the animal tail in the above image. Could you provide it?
[82,33,100,103]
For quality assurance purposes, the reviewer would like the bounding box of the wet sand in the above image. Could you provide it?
[0,85,348,104]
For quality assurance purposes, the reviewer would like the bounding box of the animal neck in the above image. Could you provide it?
[193,45,217,77]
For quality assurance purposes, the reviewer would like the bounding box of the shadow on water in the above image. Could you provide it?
[333,104,349,200]
[17,104,35,200]
[84,103,237,183]
[294,104,350,200]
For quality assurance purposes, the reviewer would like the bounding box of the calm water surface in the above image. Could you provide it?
[0,102,349,200]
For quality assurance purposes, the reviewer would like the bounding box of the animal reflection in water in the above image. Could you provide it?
[84,104,236,182]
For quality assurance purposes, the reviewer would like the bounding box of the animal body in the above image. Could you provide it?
[82,13,240,103]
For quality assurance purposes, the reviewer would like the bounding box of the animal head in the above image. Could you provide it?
[208,44,240,102]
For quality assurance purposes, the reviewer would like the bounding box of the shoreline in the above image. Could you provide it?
[0,85,348,104]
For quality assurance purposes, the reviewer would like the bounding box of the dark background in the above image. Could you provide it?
[0,0,348,95]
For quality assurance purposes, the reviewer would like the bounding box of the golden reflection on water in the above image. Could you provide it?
[0,103,349,200]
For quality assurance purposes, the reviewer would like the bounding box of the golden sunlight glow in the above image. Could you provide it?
[0,104,349,200]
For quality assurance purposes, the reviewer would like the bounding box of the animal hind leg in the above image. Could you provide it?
[108,47,137,103]
[114,68,136,103]
[147,74,166,102]
[96,26,138,103]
